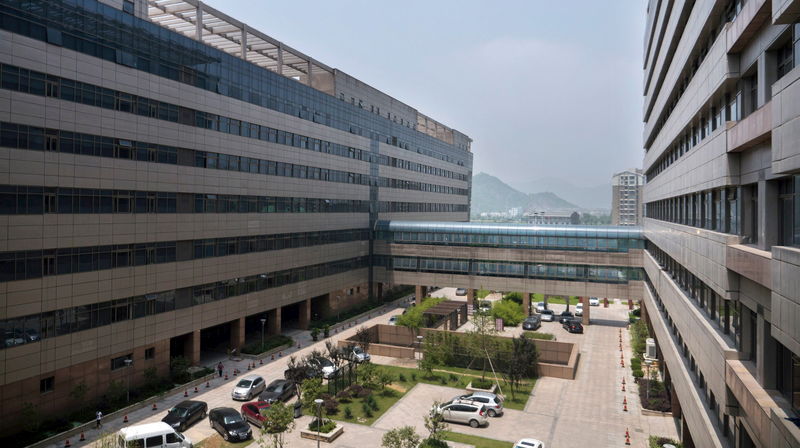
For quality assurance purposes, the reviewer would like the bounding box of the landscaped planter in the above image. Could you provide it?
[465,382,497,394]
[300,424,344,443]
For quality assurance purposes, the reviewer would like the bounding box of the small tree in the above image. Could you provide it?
[21,402,41,433]
[377,371,394,391]
[382,426,421,448]
[358,362,379,389]
[169,356,191,383]
[467,307,497,380]
[354,325,373,353]
[503,334,539,400]
[258,402,295,448]
[300,378,324,410]
[325,340,345,370]
[424,402,448,441]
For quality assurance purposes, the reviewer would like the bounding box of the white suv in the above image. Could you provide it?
[433,402,488,428]
[575,303,583,316]
[451,391,504,417]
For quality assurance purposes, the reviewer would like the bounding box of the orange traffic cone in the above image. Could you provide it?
[64,438,71,447]
[233,370,237,376]
[152,403,157,411]
[620,358,625,368]
[271,353,275,360]
[206,381,210,388]
[194,386,198,393]
[279,351,282,357]
[622,377,626,385]
[124,414,129,423]
[623,396,628,412]
[225,373,228,380]
[260,358,263,365]
[79,432,86,441]
[625,428,631,445]
[184,389,188,397]
[622,382,626,392]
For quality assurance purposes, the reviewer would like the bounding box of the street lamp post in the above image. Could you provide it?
[123,358,133,403]
[260,318,266,351]
[314,398,324,448]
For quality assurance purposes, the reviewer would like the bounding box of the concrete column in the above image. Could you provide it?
[758,179,779,250]
[581,297,590,325]
[757,316,777,388]
[185,330,200,365]
[415,285,426,305]
[240,25,247,61]
[230,317,245,351]
[195,4,203,41]
[277,44,284,75]
[522,292,531,316]
[466,288,475,310]
[306,61,313,86]
[298,299,311,330]
[758,51,777,105]
[268,307,281,335]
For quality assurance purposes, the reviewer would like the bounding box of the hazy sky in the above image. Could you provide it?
[204,1,646,186]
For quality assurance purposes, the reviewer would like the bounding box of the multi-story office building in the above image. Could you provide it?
[642,0,800,446]
[0,0,471,431]
[611,168,644,226]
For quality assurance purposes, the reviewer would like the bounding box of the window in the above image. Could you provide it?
[778,40,794,79]
[145,435,163,448]
[40,376,54,394]
[111,354,132,371]
[777,342,800,412]
[145,347,155,360]
[122,0,135,14]
[779,175,800,247]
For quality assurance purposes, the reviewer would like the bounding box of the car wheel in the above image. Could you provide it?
[487,409,496,418]
[469,419,479,428]
[223,432,229,441]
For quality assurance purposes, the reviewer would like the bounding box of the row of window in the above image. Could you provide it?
[0,123,468,196]
[643,272,731,439]
[0,185,468,215]
[0,62,470,183]
[645,176,800,248]
[379,256,643,283]
[0,2,470,168]
[0,256,370,350]
[377,231,644,253]
[0,228,368,282]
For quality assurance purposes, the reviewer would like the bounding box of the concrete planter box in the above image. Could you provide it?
[300,424,344,443]
[465,382,497,394]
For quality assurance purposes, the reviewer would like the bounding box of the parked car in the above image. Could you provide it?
[539,310,555,322]
[308,357,338,379]
[21,328,39,342]
[240,401,271,427]
[451,391,504,417]
[514,438,545,448]
[563,319,584,334]
[478,300,492,313]
[558,311,574,324]
[589,297,600,306]
[535,302,546,312]
[455,288,468,296]
[117,422,193,448]
[574,303,583,316]
[388,315,399,325]
[521,315,541,331]
[433,402,488,428]
[4,331,24,347]
[161,400,207,432]
[350,345,371,363]
[209,407,252,442]
[231,375,267,401]
[259,379,295,403]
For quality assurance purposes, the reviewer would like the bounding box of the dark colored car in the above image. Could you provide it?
[558,311,574,324]
[521,315,541,331]
[259,379,295,403]
[240,401,271,427]
[161,400,207,432]
[209,407,252,442]
[563,319,584,333]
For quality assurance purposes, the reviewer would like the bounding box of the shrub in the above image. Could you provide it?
[419,438,449,448]
[649,436,682,448]
[491,299,525,326]
[322,397,339,415]
[308,418,336,433]
[398,373,407,382]
[438,375,447,385]
[503,292,523,304]
[336,389,353,403]
[343,406,353,419]
[397,297,446,329]
[347,384,371,398]
[240,335,293,355]
[362,401,373,418]
[411,373,417,382]
[633,369,644,379]
[448,373,458,383]
[471,377,493,389]
[524,331,555,340]
[476,289,491,299]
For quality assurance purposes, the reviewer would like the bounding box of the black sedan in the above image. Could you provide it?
[209,407,252,442]
[161,400,207,432]
[259,379,295,403]
[558,311,574,324]
[562,319,584,333]
[521,316,541,331]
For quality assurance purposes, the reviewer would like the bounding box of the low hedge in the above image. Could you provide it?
[240,334,293,355]
[524,331,554,340]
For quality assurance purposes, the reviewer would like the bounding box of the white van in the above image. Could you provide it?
[116,422,193,448]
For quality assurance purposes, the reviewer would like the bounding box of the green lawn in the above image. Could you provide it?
[441,431,512,448]
[532,293,579,305]
[372,364,535,410]
[323,386,407,426]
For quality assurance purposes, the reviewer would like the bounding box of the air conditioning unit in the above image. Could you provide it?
[645,338,657,360]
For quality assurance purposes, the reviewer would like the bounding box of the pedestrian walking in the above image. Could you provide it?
[217,361,224,377]
[95,410,102,429]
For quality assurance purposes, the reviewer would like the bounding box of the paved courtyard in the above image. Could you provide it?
[54,289,678,448]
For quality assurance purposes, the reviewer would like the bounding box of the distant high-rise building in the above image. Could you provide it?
[611,169,643,225]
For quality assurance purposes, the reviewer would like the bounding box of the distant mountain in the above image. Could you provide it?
[471,173,580,214]
[507,177,611,211]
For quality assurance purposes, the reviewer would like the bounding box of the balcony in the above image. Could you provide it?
[727,102,772,152]
[726,0,770,53]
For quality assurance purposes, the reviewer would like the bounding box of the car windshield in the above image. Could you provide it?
[236,380,252,388]
[265,383,281,392]
[168,407,188,417]
[223,414,244,424]
[542,310,553,315]
[353,347,363,354]
[316,358,333,367]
